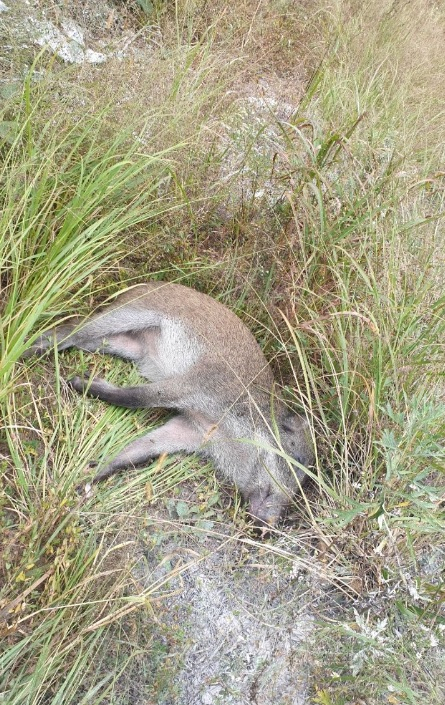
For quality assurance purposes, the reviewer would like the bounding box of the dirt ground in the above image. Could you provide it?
[132,508,316,705]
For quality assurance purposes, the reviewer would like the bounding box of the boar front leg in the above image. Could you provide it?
[87,415,203,483]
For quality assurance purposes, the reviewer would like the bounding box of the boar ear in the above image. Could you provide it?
[280,413,308,434]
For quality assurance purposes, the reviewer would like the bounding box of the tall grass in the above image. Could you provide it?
[261,2,445,700]
[0,71,196,704]
[1,1,445,702]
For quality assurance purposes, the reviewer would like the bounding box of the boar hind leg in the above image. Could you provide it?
[25,306,161,360]
[90,416,202,483]
[21,319,84,358]
[68,374,194,410]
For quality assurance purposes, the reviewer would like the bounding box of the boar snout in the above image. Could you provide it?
[246,487,289,528]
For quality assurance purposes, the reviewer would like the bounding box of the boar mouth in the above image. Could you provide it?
[247,489,289,529]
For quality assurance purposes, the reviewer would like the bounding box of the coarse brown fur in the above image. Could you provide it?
[25,282,314,525]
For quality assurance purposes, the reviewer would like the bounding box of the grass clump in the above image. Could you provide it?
[0,69,195,704]
[260,1,445,701]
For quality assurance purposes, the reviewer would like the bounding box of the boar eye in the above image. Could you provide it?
[281,421,294,433]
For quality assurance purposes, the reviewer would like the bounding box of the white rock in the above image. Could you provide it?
[61,19,84,46]
[85,48,107,64]
[28,18,106,65]
[30,19,84,63]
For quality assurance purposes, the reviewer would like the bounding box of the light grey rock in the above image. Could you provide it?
[28,17,106,64]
